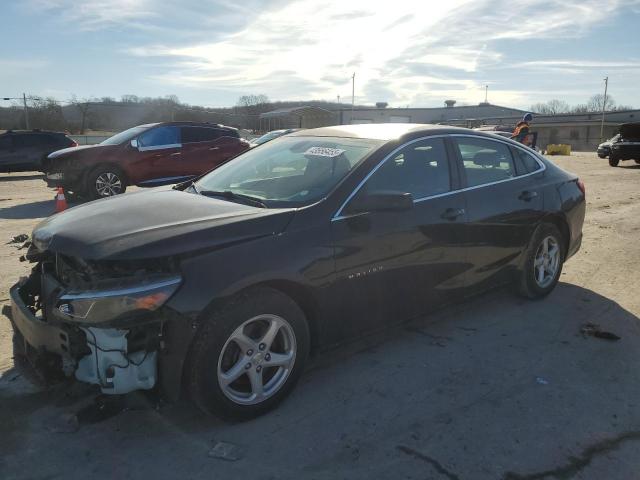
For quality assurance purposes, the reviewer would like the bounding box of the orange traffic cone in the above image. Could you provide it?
[55,187,68,213]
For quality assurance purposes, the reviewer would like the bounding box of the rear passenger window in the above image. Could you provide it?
[454,137,515,187]
[182,127,221,143]
[511,147,542,174]
[364,138,451,199]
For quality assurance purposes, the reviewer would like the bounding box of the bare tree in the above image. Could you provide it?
[570,104,590,114]
[121,94,140,103]
[236,94,270,108]
[530,99,571,115]
[70,95,93,134]
[587,94,616,112]
[29,97,67,131]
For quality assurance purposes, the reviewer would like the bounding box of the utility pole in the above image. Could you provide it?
[484,85,489,103]
[351,72,355,123]
[600,76,608,143]
[337,95,340,104]
[23,93,30,130]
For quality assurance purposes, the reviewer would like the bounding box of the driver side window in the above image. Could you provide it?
[138,126,180,150]
[361,137,451,199]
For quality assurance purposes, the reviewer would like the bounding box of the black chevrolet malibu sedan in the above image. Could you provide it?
[10,124,585,419]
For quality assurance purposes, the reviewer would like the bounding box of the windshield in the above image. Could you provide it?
[100,125,153,145]
[253,130,286,145]
[195,136,383,207]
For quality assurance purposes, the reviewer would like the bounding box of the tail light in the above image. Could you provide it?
[577,179,585,196]
[70,140,79,147]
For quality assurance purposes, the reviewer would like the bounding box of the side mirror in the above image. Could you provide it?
[348,190,414,213]
[130,138,139,149]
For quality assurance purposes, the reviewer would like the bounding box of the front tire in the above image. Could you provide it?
[609,155,620,167]
[518,224,565,299]
[86,165,127,199]
[187,287,310,420]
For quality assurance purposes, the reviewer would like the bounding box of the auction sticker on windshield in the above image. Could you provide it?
[304,147,346,157]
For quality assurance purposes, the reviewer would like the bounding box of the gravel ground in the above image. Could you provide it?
[1,153,640,479]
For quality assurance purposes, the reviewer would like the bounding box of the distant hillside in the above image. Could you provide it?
[0,98,371,134]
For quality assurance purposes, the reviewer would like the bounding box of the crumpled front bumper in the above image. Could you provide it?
[10,277,159,395]
[11,282,71,358]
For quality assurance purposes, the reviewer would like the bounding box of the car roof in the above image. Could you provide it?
[1,129,67,136]
[156,121,238,131]
[288,123,478,141]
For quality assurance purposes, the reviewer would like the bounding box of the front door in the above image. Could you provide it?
[329,136,468,342]
[131,125,185,186]
[451,135,545,290]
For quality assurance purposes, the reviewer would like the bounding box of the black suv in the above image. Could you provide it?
[0,130,77,172]
[605,123,640,167]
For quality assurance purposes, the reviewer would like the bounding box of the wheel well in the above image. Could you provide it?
[543,214,570,256]
[256,280,321,354]
[86,163,128,183]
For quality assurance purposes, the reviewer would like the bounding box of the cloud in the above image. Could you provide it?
[25,0,155,30]
[22,0,640,107]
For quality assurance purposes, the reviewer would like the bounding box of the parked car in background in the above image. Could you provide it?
[606,123,640,167]
[0,130,77,172]
[11,124,585,419]
[43,122,250,199]
[597,134,620,158]
[250,128,299,147]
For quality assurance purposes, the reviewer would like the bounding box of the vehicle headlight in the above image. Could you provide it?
[56,276,181,324]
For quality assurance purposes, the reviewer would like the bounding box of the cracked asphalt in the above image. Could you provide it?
[1,152,640,480]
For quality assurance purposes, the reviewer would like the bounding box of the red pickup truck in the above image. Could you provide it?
[44,122,250,199]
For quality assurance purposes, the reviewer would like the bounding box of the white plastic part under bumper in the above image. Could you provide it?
[75,327,157,394]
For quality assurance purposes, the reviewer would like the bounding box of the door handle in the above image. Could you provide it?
[170,152,181,156]
[518,190,538,201]
[440,208,465,221]
[209,146,220,151]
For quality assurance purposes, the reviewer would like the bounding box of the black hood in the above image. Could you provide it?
[32,189,296,260]
[48,144,109,159]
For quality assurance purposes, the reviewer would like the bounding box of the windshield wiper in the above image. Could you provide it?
[198,190,267,208]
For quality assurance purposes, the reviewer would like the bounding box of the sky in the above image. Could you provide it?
[2,0,640,110]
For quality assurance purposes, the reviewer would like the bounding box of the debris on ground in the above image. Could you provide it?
[536,377,549,385]
[7,234,28,244]
[580,323,621,341]
[209,441,245,461]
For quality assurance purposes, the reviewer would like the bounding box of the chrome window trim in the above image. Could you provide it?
[331,133,546,222]
[138,143,182,152]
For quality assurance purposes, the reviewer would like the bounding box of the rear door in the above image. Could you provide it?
[329,136,468,340]
[0,135,15,170]
[180,126,228,176]
[11,134,44,169]
[131,125,185,186]
[451,135,545,290]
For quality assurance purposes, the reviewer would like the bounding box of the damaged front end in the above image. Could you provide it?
[11,246,181,395]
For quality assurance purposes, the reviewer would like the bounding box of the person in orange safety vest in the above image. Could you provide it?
[511,112,533,145]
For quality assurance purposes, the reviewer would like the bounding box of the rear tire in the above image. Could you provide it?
[609,155,620,167]
[86,165,127,200]
[187,287,310,420]
[518,223,565,299]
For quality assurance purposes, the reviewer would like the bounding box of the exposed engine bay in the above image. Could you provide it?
[11,246,181,394]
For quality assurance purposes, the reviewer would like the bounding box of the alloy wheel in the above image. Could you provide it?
[217,314,297,405]
[533,235,560,288]
[95,172,123,197]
